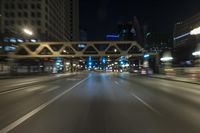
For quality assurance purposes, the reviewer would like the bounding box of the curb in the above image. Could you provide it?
[149,76,200,85]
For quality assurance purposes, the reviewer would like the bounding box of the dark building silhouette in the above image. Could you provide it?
[118,17,145,47]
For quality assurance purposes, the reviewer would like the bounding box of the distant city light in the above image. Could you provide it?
[161,57,173,62]
[192,51,200,56]
[56,62,61,65]
[102,56,106,64]
[120,61,124,65]
[4,46,16,52]
[144,54,150,58]
[66,62,70,65]
[10,38,17,43]
[106,34,120,38]
[17,39,24,43]
[190,27,200,35]
[78,44,86,48]
[88,62,92,66]
[23,29,33,36]
[125,64,130,67]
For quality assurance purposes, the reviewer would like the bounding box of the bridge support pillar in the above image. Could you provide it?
[70,59,73,73]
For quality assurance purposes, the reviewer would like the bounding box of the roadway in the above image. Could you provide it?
[0,73,199,133]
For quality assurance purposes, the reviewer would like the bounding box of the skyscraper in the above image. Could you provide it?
[0,0,79,42]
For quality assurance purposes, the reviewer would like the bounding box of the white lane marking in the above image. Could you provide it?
[26,86,46,92]
[0,76,90,133]
[0,85,42,95]
[0,88,27,95]
[40,86,60,94]
[66,78,80,81]
[114,81,120,85]
[130,93,162,116]
[7,80,40,87]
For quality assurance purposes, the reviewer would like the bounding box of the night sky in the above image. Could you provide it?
[80,0,200,40]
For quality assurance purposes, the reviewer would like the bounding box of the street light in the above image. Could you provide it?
[190,27,200,35]
[161,57,173,62]
[23,29,33,36]
[192,51,200,56]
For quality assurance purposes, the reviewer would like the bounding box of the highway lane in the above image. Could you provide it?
[0,73,199,133]
[0,73,76,92]
[0,73,88,131]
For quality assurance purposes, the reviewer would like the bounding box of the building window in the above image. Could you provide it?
[37,28,41,33]
[5,12,9,17]
[18,21,22,25]
[10,20,14,25]
[24,20,28,25]
[24,12,28,17]
[37,12,41,17]
[5,20,9,26]
[11,4,15,9]
[4,4,9,9]
[37,21,41,25]
[45,7,48,12]
[31,4,35,9]
[18,4,22,9]
[45,23,48,28]
[24,4,28,9]
[37,4,41,9]
[18,12,22,17]
[31,12,35,17]
[11,12,15,17]
[31,20,35,25]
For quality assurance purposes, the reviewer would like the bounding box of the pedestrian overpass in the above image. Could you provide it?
[0,41,160,73]
[6,41,157,59]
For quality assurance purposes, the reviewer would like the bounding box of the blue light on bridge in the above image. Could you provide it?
[88,62,92,66]
[78,43,86,48]
[144,54,150,59]
[87,56,93,68]
[102,56,107,64]
[106,35,120,38]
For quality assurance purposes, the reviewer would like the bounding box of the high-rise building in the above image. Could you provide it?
[118,17,144,46]
[118,21,136,41]
[65,0,79,41]
[0,0,79,42]
[173,12,200,66]
[146,32,172,52]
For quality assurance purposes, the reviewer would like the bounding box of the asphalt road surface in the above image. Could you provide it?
[0,73,199,133]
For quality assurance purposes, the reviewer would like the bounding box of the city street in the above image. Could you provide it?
[0,73,199,133]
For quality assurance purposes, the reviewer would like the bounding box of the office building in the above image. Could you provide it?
[0,0,79,42]
[173,12,200,66]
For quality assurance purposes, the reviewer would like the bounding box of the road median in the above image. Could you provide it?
[149,75,200,85]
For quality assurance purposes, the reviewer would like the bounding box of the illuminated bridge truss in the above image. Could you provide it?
[7,41,149,59]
